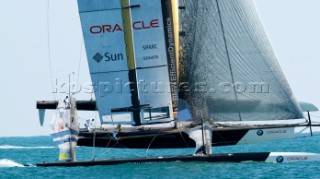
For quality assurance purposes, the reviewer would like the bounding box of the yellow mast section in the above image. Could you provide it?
[121,0,136,70]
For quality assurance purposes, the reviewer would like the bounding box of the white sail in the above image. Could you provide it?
[129,0,174,124]
[78,0,179,125]
[78,0,133,124]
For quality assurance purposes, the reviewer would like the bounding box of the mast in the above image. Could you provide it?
[162,0,179,110]
[121,0,141,126]
[68,74,74,161]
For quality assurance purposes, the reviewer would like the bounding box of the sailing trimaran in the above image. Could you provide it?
[36,0,320,166]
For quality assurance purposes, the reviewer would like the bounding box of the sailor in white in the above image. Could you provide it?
[63,96,70,109]
[85,119,90,129]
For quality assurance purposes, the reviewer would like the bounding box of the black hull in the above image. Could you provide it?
[77,129,249,148]
[37,152,270,167]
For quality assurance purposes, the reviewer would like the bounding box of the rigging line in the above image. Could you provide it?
[215,0,242,121]
[92,129,96,160]
[96,142,118,158]
[91,110,99,160]
[179,132,189,147]
[145,135,157,157]
[105,138,112,148]
[76,42,83,92]
[47,0,56,101]
[200,118,206,154]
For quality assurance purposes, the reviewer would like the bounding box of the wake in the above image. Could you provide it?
[0,145,55,149]
[0,159,25,168]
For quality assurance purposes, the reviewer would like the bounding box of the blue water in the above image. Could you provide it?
[1,135,320,178]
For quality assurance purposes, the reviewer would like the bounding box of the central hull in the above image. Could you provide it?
[77,125,316,148]
[77,128,248,148]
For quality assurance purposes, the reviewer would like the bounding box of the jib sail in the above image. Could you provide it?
[178,0,304,123]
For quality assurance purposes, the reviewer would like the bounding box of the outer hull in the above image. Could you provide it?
[37,153,270,167]
[37,152,320,167]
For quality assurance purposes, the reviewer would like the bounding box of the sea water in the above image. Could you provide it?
[1,135,320,178]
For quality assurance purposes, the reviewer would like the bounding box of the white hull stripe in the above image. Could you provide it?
[265,152,320,163]
[51,129,79,138]
[236,126,320,145]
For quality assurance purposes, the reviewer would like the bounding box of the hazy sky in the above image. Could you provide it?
[0,0,319,137]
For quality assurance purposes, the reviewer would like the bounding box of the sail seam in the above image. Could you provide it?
[90,69,132,74]
[79,5,140,13]
[136,64,167,70]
